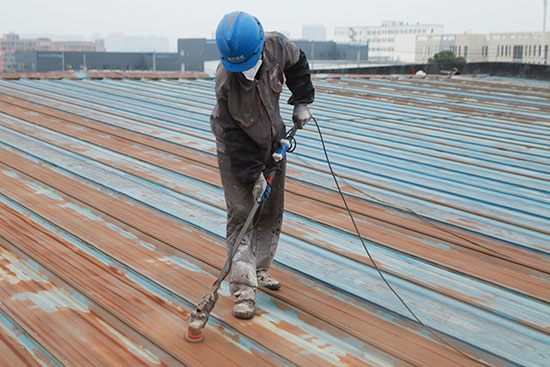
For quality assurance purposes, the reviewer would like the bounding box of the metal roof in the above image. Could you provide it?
[0,72,548,367]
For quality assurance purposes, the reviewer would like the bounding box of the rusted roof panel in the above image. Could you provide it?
[0,73,548,367]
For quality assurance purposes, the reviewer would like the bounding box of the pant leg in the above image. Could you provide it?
[254,159,286,272]
[216,151,257,300]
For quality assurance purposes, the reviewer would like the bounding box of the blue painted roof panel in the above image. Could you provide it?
[0,73,548,367]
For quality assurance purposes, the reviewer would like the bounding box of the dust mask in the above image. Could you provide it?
[242,57,262,81]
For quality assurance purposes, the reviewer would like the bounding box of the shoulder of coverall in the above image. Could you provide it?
[263,32,301,69]
[214,62,232,97]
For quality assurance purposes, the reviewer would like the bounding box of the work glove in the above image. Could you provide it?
[252,172,267,203]
[292,103,312,129]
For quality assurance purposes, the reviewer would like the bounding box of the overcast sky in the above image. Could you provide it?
[2,0,548,49]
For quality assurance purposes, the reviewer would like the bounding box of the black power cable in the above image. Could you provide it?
[310,116,493,366]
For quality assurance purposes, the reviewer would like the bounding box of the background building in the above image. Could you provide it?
[178,38,218,72]
[1,33,104,72]
[334,21,444,62]
[487,32,549,63]
[11,51,179,72]
[302,25,327,41]
[293,40,368,69]
[177,36,368,72]
[416,34,488,63]
[416,32,550,64]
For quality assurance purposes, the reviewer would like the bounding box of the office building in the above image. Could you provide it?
[416,32,550,64]
[334,21,444,62]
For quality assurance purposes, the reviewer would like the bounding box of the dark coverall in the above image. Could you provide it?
[210,32,315,301]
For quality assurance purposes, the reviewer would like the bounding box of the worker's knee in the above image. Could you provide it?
[230,260,258,288]
[227,202,252,224]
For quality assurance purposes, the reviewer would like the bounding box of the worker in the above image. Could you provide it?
[210,11,314,319]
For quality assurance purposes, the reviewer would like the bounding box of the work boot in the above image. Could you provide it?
[257,270,281,291]
[232,297,255,319]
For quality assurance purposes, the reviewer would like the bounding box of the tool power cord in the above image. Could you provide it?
[310,116,494,367]
[301,117,517,263]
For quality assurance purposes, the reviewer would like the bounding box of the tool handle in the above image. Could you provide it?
[272,124,299,162]
[272,139,290,162]
[258,175,272,204]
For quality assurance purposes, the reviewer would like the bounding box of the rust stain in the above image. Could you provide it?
[0,75,546,367]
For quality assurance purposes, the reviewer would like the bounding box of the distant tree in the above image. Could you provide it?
[428,51,466,64]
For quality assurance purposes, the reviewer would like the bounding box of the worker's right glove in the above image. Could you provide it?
[292,103,312,129]
[252,173,267,203]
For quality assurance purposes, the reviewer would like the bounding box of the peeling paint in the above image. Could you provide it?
[25,180,64,201]
[61,202,104,222]
[12,289,89,313]
[0,249,48,285]
[139,241,156,251]
[1,169,20,179]
[159,256,213,279]
[0,309,64,367]
[106,223,138,240]
[96,319,161,366]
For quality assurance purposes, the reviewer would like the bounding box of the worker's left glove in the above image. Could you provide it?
[292,103,312,129]
[252,173,267,203]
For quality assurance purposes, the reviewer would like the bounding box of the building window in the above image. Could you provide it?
[513,45,523,59]
[464,46,468,58]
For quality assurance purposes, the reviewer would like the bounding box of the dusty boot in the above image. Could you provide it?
[232,297,255,319]
[257,270,281,291]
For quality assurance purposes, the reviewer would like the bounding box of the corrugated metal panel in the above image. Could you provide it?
[0,73,548,367]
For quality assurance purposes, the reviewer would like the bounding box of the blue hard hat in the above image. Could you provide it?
[215,11,265,73]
